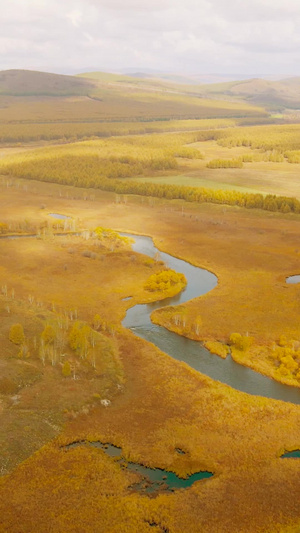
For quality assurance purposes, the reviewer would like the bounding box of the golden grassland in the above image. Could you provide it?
[1,139,300,530]
[0,187,299,533]
[2,178,300,382]
[0,88,266,126]
[135,155,300,198]
[0,187,189,476]
[0,235,132,474]
[146,203,300,387]
[1,339,300,533]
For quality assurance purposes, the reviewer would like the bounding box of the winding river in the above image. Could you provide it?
[122,233,300,406]
[3,229,300,405]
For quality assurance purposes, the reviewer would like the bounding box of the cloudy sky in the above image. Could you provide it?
[1,0,300,76]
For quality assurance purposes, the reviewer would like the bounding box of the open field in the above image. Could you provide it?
[133,138,300,197]
[0,91,265,125]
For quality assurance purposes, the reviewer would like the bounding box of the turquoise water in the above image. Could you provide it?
[64,441,213,493]
[127,464,212,493]
[281,450,300,458]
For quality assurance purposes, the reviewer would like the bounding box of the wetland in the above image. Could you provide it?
[1,74,300,532]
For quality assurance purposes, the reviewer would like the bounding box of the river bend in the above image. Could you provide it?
[122,234,300,405]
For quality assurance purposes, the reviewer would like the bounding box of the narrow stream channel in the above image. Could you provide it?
[64,441,213,493]
[122,233,300,405]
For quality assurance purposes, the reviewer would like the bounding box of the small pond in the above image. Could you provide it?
[64,441,213,495]
[48,213,71,220]
[281,450,300,458]
[286,275,300,284]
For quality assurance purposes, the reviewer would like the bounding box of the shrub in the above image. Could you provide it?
[9,324,25,345]
[62,361,72,377]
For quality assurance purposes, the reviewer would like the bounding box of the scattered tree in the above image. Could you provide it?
[9,323,25,345]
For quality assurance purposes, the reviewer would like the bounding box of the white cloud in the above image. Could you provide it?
[85,0,174,12]
[0,0,300,75]
[66,10,83,28]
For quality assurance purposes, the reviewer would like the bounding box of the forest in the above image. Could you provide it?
[2,128,300,214]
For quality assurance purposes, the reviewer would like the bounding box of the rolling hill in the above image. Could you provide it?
[0,69,96,96]
[196,77,300,110]
[78,70,300,111]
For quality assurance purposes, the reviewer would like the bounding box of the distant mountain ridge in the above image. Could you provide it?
[0,69,96,96]
[0,68,298,111]
[78,69,300,110]
[199,77,300,109]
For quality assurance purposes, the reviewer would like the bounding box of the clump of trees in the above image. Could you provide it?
[7,314,123,382]
[62,361,72,377]
[217,123,300,152]
[207,158,243,169]
[269,337,300,381]
[0,222,8,234]
[204,340,229,359]
[9,323,30,359]
[94,227,132,251]
[285,151,300,164]
[144,269,186,293]
[229,332,254,352]
[9,323,25,345]
[0,118,236,144]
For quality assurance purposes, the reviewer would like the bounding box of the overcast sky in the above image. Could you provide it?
[1,0,300,77]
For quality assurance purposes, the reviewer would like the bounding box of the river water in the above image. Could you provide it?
[3,229,300,405]
[122,234,300,405]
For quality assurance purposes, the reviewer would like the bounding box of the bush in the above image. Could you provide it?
[230,332,253,351]
[62,361,72,377]
[9,323,25,345]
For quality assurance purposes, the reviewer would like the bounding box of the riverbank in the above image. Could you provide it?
[116,198,300,389]
[123,233,300,403]
[1,178,300,532]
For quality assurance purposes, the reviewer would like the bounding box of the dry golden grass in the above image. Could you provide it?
[0,89,264,125]
[1,327,300,532]
[2,178,300,383]
[0,178,300,532]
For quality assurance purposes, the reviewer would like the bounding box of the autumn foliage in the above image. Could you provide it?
[144,269,187,293]
[9,323,25,345]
